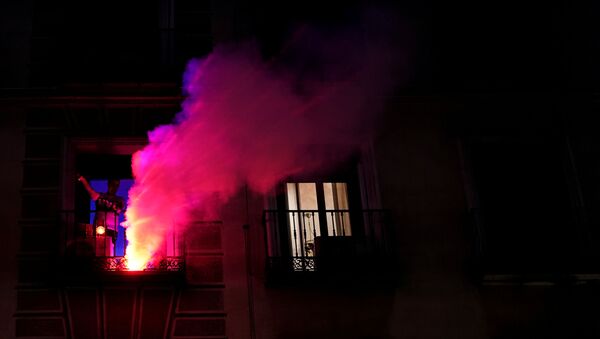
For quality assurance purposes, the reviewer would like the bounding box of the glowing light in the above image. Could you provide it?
[125,254,147,271]
[96,226,106,235]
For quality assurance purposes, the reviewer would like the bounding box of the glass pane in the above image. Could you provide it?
[286,183,320,259]
[298,183,318,210]
[323,182,351,236]
[286,183,298,210]
[323,182,334,210]
[334,183,349,210]
[285,183,301,256]
[298,183,319,256]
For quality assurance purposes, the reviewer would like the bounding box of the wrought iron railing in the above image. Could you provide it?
[90,256,185,272]
[59,210,185,272]
[263,209,392,274]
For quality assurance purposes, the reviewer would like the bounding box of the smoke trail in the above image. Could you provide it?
[123,22,403,270]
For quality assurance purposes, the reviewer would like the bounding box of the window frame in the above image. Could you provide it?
[60,137,188,273]
[459,134,594,281]
[263,149,393,281]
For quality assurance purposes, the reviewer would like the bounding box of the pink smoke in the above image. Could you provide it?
[123,24,403,270]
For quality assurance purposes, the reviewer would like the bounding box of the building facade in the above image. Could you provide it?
[2,1,600,339]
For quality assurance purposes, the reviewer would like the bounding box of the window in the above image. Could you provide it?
[61,138,185,272]
[463,136,581,277]
[264,178,391,278]
[285,182,352,259]
[63,153,134,263]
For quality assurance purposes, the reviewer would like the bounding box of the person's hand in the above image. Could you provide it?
[77,173,87,183]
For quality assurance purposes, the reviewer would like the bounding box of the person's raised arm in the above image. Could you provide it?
[78,175,100,201]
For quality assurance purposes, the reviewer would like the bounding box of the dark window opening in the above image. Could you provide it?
[466,137,581,275]
[64,154,132,260]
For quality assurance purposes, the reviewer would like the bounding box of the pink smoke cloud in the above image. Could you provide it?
[123,23,404,269]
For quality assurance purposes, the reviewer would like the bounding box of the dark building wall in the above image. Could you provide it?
[375,100,487,338]
[22,0,214,86]
[0,1,33,88]
[0,108,25,339]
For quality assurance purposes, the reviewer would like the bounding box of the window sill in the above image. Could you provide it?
[481,273,600,286]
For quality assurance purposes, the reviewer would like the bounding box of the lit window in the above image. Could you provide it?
[285,182,351,259]
[264,179,391,278]
[61,141,185,272]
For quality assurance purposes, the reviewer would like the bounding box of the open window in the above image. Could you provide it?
[263,157,393,280]
[62,152,134,270]
[73,177,133,257]
[285,182,352,260]
[60,137,184,272]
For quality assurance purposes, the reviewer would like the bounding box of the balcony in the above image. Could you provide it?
[59,210,185,274]
[263,209,396,284]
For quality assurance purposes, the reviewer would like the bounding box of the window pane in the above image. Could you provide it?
[298,183,318,210]
[286,183,298,210]
[334,183,349,210]
[324,182,351,236]
[324,183,334,210]
[285,182,320,259]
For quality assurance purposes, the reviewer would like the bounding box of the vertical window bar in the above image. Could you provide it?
[275,211,280,257]
[311,212,317,257]
[269,212,275,257]
[341,211,346,236]
[114,213,118,256]
[331,211,336,236]
[292,211,299,260]
[301,212,308,267]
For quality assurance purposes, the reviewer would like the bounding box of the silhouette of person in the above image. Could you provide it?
[78,175,124,255]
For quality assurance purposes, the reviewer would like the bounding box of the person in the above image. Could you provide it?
[78,175,125,255]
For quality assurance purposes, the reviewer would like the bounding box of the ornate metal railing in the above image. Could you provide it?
[93,256,185,272]
[266,256,316,273]
[263,209,392,274]
[59,210,185,272]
